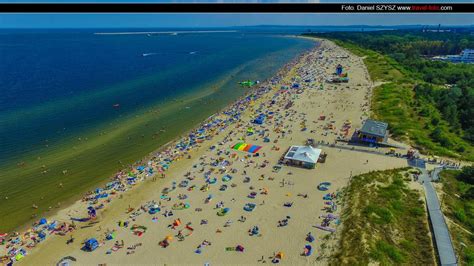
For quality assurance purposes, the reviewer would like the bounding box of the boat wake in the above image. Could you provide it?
[142,51,198,57]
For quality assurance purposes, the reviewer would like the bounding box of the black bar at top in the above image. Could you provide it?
[0,3,472,13]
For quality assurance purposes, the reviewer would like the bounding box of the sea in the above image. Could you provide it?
[0,29,316,231]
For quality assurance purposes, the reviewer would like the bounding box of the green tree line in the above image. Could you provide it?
[304,30,474,152]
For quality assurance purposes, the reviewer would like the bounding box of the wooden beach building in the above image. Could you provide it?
[357,119,389,144]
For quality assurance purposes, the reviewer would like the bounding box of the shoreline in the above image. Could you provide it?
[0,84,223,235]
[0,37,315,233]
[5,37,410,265]
[0,38,317,236]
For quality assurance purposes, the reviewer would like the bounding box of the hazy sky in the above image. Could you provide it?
[1,13,472,28]
[0,0,472,28]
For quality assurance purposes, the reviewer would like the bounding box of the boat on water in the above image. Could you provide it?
[113,103,120,108]
[238,80,259,87]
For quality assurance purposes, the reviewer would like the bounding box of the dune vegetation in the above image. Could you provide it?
[304,31,474,161]
[439,168,474,265]
[331,168,435,265]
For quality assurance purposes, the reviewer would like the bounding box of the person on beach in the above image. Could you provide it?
[66,235,74,244]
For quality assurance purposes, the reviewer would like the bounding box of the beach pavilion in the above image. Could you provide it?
[357,119,389,144]
[282,145,322,169]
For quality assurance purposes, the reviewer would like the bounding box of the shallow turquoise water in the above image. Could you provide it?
[0,30,314,231]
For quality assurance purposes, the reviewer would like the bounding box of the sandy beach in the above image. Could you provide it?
[4,38,411,265]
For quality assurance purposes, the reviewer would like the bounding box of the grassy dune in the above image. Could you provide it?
[439,170,474,265]
[330,40,474,161]
[331,168,435,265]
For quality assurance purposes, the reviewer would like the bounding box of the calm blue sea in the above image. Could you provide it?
[0,30,314,165]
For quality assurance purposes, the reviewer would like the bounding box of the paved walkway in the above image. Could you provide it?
[317,142,403,158]
[319,142,458,264]
[419,169,458,266]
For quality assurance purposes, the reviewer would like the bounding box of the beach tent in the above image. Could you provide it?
[253,117,264,125]
[253,114,265,124]
[15,253,24,262]
[246,127,254,135]
[39,218,47,225]
[232,143,262,154]
[336,64,343,76]
[84,238,99,252]
[38,231,46,240]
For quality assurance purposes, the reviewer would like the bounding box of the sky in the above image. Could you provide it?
[0,0,472,28]
[1,13,472,28]
[0,0,471,2]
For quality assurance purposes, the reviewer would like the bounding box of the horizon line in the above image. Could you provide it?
[1,24,473,29]
[93,30,238,34]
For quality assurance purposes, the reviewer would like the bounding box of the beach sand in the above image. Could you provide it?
[11,39,410,265]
